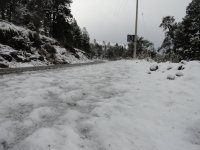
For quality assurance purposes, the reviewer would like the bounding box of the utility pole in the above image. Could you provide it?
[133,0,139,58]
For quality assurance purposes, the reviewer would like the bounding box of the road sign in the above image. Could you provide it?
[127,35,135,42]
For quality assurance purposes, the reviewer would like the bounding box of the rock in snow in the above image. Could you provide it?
[150,64,159,71]
[167,66,173,70]
[178,65,185,70]
[181,60,187,65]
[167,74,176,80]
[176,72,184,77]
[147,71,151,74]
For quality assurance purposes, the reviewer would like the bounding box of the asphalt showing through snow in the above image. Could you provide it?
[0,61,105,75]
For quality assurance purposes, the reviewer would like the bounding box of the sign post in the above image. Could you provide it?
[127,35,135,43]
[134,0,139,58]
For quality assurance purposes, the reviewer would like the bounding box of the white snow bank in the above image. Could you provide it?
[0,21,56,43]
[0,44,50,68]
[0,44,91,68]
[0,44,16,54]
[0,21,91,68]
[0,60,199,150]
[0,21,29,36]
[55,46,91,64]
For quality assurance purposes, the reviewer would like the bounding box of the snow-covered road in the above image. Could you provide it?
[0,60,200,150]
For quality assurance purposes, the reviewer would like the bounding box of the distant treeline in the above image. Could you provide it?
[90,39,159,61]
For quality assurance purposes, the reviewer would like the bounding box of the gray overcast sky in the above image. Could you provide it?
[71,0,191,48]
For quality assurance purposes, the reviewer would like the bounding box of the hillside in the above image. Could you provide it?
[0,21,90,68]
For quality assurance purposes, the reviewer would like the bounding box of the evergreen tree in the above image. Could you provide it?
[72,20,82,49]
[128,37,155,58]
[0,0,92,54]
[0,0,21,21]
[90,39,103,58]
[81,27,90,53]
[159,16,177,54]
[0,0,6,19]
[51,0,73,39]
[181,0,200,60]
[160,0,200,61]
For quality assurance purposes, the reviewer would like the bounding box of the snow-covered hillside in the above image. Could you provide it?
[0,60,199,150]
[0,21,91,68]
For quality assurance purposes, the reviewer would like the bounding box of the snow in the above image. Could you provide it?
[0,44,16,55]
[0,43,49,68]
[0,43,91,68]
[0,21,30,38]
[0,21,92,68]
[0,60,200,150]
[167,74,176,80]
[0,21,56,43]
[0,21,27,33]
[6,59,50,68]
[176,72,184,77]
[55,46,92,64]
[150,64,159,71]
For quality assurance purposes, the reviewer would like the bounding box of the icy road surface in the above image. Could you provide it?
[0,60,200,150]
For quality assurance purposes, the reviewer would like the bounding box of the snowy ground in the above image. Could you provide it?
[0,60,200,150]
[0,44,92,69]
[0,21,92,69]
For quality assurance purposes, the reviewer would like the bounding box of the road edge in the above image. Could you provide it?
[0,61,105,75]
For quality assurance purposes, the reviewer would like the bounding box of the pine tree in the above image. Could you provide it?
[0,0,92,53]
[72,20,82,49]
[127,37,155,58]
[0,0,20,21]
[181,0,200,60]
[160,0,200,61]
[159,16,177,54]
[0,0,6,20]
[81,27,90,53]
